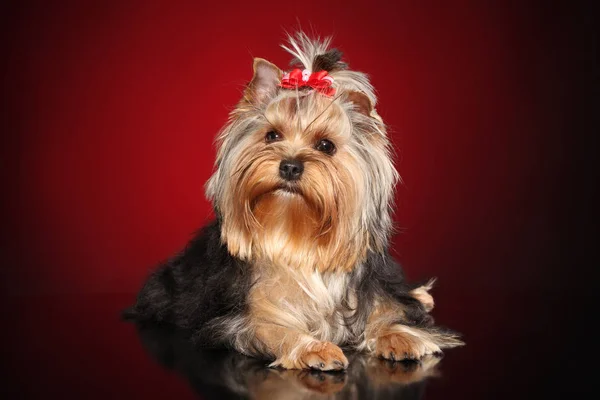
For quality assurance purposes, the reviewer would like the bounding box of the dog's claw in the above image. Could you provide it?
[299,342,348,371]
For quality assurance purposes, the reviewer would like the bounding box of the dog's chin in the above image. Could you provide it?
[250,184,304,210]
[274,185,302,197]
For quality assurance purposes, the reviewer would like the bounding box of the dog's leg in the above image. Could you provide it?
[247,324,348,371]
[365,299,463,361]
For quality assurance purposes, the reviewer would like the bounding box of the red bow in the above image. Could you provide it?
[280,69,335,97]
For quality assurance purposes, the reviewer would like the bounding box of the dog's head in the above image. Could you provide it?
[206,33,398,271]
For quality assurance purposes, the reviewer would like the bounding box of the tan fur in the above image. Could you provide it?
[217,95,372,273]
[232,261,354,370]
[364,295,463,360]
[410,279,436,312]
[203,33,462,370]
[375,330,439,361]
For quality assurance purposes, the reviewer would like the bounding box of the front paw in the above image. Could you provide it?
[375,332,441,361]
[272,341,349,371]
[300,341,348,371]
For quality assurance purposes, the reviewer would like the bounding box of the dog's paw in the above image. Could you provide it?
[298,341,348,371]
[270,341,348,370]
[375,332,441,361]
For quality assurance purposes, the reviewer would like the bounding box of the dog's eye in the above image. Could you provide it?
[315,139,336,155]
[265,131,282,143]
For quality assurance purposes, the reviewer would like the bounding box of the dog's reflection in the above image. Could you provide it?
[135,323,441,399]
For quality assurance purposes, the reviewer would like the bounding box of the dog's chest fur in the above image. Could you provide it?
[248,261,360,345]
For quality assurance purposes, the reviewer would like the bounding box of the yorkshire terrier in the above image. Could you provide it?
[124,32,464,371]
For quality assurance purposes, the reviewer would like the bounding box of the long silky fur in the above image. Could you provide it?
[124,32,463,361]
[122,219,253,346]
[124,219,461,350]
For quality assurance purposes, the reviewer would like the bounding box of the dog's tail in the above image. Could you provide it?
[410,278,437,312]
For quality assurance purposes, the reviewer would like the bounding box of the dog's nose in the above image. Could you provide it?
[279,159,304,181]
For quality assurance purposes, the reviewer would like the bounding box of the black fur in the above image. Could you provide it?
[124,219,436,349]
[289,48,348,72]
[123,219,253,346]
[312,48,348,72]
[351,251,434,330]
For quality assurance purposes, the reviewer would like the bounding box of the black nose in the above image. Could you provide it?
[279,159,304,181]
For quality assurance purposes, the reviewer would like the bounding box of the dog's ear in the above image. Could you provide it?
[346,91,374,117]
[243,58,282,106]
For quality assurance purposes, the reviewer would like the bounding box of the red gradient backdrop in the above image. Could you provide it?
[2,0,593,296]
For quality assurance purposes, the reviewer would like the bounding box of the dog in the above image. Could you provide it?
[124,32,464,371]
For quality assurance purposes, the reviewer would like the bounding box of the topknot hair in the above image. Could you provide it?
[280,32,378,108]
[282,32,348,72]
[313,48,347,72]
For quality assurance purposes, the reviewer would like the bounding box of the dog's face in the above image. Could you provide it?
[207,51,398,272]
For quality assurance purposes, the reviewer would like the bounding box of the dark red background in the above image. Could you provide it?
[1,0,596,398]
[3,0,593,296]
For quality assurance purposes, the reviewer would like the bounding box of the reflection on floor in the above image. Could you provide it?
[136,323,442,399]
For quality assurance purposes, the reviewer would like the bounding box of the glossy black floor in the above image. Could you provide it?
[2,285,592,399]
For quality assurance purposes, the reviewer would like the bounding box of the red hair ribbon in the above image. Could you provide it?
[280,68,335,97]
